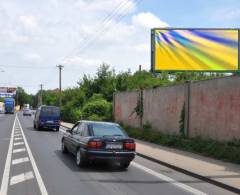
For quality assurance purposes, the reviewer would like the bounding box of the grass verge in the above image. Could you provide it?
[124,126,240,164]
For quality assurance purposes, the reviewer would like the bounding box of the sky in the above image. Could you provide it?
[0,0,239,94]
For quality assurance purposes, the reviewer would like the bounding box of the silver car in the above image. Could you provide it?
[23,108,32,116]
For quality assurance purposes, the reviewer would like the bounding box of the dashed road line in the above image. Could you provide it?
[12,148,26,154]
[0,116,17,195]
[14,137,23,141]
[10,171,34,186]
[12,157,29,165]
[13,142,24,146]
[1,114,48,195]
[16,115,48,195]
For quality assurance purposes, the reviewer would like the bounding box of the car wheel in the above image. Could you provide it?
[61,140,68,153]
[33,123,36,129]
[56,127,60,131]
[76,148,86,167]
[120,162,130,169]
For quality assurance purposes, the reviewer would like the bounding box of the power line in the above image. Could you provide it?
[74,0,138,55]
[62,0,141,63]
[0,65,55,70]
[61,0,132,63]
[0,65,84,71]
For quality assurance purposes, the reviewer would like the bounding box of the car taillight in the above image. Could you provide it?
[124,142,136,150]
[88,141,102,149]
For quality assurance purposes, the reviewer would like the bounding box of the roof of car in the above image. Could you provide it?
[77,120,119,126]
[40,105,59,108]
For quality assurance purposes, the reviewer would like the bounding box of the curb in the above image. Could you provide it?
[60,124,240,194]
[136,152,240,195]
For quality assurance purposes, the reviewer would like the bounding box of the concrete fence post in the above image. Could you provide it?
[112,92,116,121]
[184,81,191,137]
[139,89,143,128]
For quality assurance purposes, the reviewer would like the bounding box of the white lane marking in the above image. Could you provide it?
[10,171,34,186]
[0,115,17,195]
[59,128,65,133]
[12,157,29,165]
[14,137,23,141]
[17,115,48,195]
[13,142,24,146]
[13,148,26,153]
[60,126,206,195]
[132,162,207,195]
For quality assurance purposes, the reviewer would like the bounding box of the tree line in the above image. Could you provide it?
[15,64,225,123]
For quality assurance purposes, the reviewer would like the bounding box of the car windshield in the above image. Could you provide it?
[91,123,126,137]
[41,107,60,116]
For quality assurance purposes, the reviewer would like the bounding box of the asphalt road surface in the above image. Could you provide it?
[0,113,237,195]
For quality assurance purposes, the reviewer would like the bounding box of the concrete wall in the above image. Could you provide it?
[143,85,185,134]
[114,91,140,128]
[189,76,240,141]
[113,76,240,141]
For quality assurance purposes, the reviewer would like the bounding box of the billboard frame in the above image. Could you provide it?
[151,28,240,73]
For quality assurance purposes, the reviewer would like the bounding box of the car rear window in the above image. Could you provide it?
[91,123,126,137]
[40,107,60,116]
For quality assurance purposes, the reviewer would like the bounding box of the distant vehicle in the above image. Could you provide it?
[23,103,30,109]
[4,98,15,114]
[23,108,32,116]
[0,102,4,114]
[33,106,60,131]
[61,121,136,168]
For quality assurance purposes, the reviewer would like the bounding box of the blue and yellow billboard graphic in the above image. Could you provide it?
[152,29,239,71]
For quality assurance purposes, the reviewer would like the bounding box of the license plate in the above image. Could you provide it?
[47,120,54,123]
[106,143,123,150]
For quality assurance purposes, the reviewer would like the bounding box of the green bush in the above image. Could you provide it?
[61,102,82,123]
[82,97,112,121]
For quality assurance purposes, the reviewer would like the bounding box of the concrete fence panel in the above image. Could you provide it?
[143,85,185,134]
[189,76,240,141]
[113,91,140,128]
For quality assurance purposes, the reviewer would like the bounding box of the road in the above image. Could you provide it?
[0,113,237,195]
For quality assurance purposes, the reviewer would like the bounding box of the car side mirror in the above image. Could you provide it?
[66,129,72,133]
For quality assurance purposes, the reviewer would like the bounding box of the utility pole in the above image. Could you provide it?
[39,84,43,106]
[139,64,142,72]
[56,65,64,107]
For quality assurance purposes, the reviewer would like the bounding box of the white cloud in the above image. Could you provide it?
[24,53,42,63]
[0,0,169,93]
[19,15,39,32]
[63,56,102,67]
[132,12,169,28]
[134,43,149,52]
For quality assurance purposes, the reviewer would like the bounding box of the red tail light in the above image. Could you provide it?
[124,142,136,150]
[88,141,102,149]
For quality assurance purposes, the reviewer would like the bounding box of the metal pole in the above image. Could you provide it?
[139,65,142,72]
[56,65,64,107]
[39,84,43,106]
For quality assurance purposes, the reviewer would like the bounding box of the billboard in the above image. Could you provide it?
[0,87,16,98]
[151,28,239,72]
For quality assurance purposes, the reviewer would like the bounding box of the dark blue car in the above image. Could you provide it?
[34,106,60,131]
